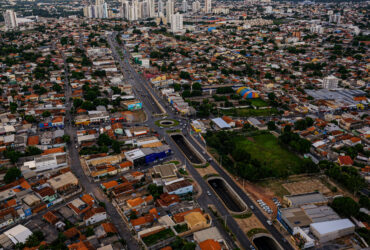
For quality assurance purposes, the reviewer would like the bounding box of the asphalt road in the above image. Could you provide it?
[108,32,295,250]
[61,49,139,250]
[108,33,254,250]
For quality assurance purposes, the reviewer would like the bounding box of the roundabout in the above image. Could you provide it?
[155,119,180,128]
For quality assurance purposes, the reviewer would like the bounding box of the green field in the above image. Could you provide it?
[233,133,302,176]
[221,107,278,117]
[250,99,268,107]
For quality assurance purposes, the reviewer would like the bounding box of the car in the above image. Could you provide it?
[249,245,256,250]
[207,191,211,196]
[250,205,254,210]
[267,220,272,225]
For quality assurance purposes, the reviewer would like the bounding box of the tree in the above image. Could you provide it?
[268,92,276,101]
[62,135,70,143]
[85,227,94,237]
[359,195,370,210]
[171,237,196,250]
[129,210,138,220]
[284,125,291,133]
[81,101,95,110]
[9,102,17,113]
[98,134,112,146]
[73,98,83,108]
[25,146,43,156]
[112,140,121,154]
[52,83,62,93]
[192,82,202,91]
[179,71,191,80]
[173,83,181,91]
[3,149,22,164]
[24,115,36,123]
[267,121,276,130]
[147,184,163,199]
[331,197,359,218]
[42,111,51,117]
[111,86,121,95]
[265,72,273,79]
[4,167,22,184]
[232,147,251,163]
[25,231,44,247]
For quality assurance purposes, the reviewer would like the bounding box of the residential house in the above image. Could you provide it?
[164,179,193,196]
[84,207,107,225]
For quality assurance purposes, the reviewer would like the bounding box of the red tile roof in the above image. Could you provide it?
[338,155,353,166]
[27,135,39,146]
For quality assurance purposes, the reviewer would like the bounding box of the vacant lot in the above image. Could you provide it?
[282,179,331,195]
[234,133,302,176]
[235,214,265,236]
[221,107,278,117]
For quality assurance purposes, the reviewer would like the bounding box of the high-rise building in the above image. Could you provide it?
[148,0,155,17]
[120,0,130,19]
[192,0,200,13]
[329,14,341,24]
[322,75,339,90]
[103,2,108,18]
[166,0,174,23]
[83,0,109,18]
[3,10,18,30]
[182,0,188,13]
[204,0,211,13]
[141,1,148,18]
[171,12,183,32]
[158,0,164,16]
[131,0,139,20]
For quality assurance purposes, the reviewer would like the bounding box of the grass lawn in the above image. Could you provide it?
[234,133,302,175]
[174,224,189,233]
[142,228,174,246]
[221,107,278,117]
[155,119,179,128]
[250,99,268,107]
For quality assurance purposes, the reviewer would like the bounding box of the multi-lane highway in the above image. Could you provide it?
[108,32,294,250]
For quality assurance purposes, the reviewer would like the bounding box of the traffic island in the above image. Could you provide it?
[155,119,179,128]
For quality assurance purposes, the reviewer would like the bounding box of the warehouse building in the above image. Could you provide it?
[277,205,340,235]
[284,192,328,207]
[124,145,171,166]
[310,219,355,243]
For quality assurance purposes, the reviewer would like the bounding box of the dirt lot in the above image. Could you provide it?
[195,164,219,177]
[235,214,265,235]
[282,178,331,195]
[232,175,344,218]
[123,110,147,123]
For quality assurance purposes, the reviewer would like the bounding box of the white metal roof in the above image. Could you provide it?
[4,225,32,244]
[212,118,231,129]
[310,219,354,235]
